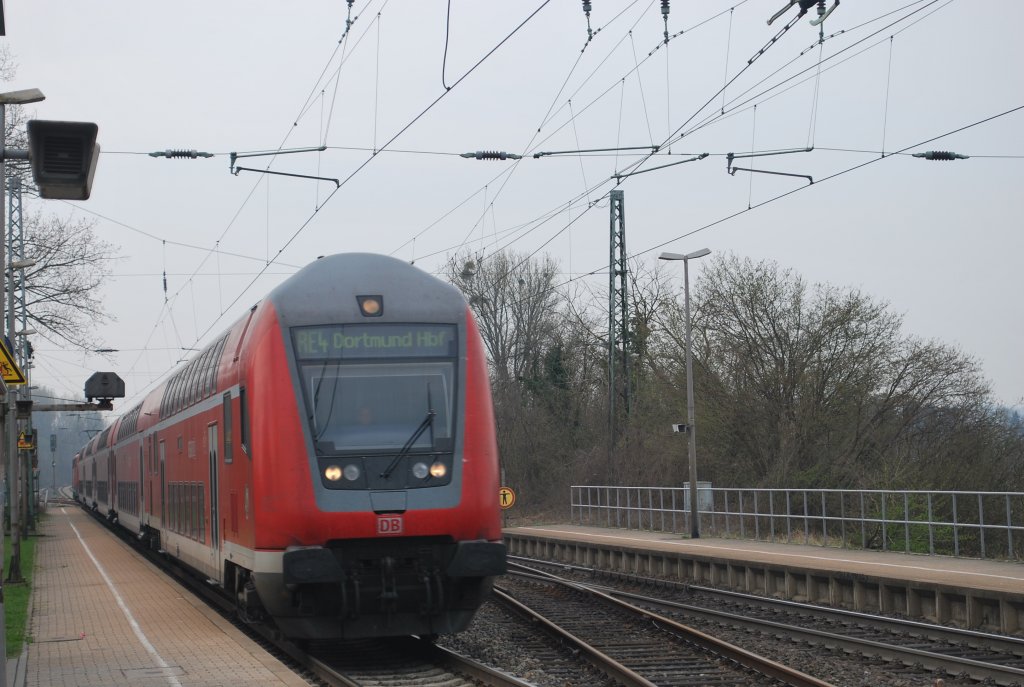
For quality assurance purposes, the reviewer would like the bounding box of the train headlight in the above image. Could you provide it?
[324,465,342,481]
[411,462,429,479]
[343,464,361,481]
[429,461,447,478]
[357,295,383,317]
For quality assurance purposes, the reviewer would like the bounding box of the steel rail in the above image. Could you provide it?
[493,587,660,687]
[302,641,536,687]
[510,557,1024,686]
[602,587,1024,687]
[511,554,1024,653]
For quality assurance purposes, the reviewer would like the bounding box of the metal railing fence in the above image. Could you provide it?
[570,485,1024,561]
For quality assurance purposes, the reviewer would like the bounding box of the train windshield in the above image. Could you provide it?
[293,324,457,453]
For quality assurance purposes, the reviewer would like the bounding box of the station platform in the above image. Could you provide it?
[504,524,1024,635]
[13,505,308,687]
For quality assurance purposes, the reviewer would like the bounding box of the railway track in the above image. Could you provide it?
[511,555,1024,686]
[499,564,833,687]
[298,637,536,687]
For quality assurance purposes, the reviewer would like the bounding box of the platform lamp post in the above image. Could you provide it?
[52,427,68,499]
[0,86,45,687]
[659,248,711,539]
[16,325,37,533]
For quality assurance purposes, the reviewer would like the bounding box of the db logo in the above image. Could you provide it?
[377,515,404,535]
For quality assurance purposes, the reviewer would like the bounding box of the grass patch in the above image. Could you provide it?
[4,527,39,656]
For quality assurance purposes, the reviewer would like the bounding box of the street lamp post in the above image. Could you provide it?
[659,248,711,539]
[0,86,45,687]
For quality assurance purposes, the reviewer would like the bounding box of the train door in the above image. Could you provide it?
[148,434,156,521]
[207,423,220,578]
[159,440,166,525]
[110,452,117,511]
[138,445,144,520]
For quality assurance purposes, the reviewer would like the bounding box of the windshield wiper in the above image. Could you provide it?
[380,409,435,479]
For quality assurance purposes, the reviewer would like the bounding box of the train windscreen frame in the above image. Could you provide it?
[293,324,457,454]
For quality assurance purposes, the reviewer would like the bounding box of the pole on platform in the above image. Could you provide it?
[0,87,45,687]
[659,248,711,539]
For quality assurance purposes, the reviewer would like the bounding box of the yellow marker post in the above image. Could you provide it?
[17,432,33,450]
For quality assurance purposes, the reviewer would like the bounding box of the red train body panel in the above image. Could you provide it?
[73,254,506,639]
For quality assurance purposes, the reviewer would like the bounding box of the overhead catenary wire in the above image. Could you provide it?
[672,0,951,148]
[805,41,824,149]
[114,0,555,409]
[721,7,735,114]
[117,3,392,396]
[881,35,895,157]
[413,1,739,273]
[420,1,972,264]
[392,0,650,263]
[522,0,945,187]
[69,1,993,413]
[410,0,755,278]
[417,1,840,294]
[442,0,453,90]
[466,105,1024,327]
[628,31,655,148]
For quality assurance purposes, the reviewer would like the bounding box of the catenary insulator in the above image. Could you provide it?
[912,151,969,161]
[149,149,214,159]
[460,151,522,160]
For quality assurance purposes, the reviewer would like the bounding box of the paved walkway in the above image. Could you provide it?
[18,505,308,687]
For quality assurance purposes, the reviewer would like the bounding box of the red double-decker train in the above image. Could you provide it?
[72,253,506,639]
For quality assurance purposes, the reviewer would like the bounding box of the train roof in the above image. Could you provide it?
[267,253,467,328]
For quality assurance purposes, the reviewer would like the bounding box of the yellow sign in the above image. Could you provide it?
[0,339,25,385]
[18,432,33,450]
[499,486,516,510]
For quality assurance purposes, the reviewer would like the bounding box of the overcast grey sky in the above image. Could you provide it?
[7,1,1023,413]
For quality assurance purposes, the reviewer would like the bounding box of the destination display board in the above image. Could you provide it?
[293,324,457,359]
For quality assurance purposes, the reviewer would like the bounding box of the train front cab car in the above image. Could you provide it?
[243,254,505,639]
[76,254,505,641]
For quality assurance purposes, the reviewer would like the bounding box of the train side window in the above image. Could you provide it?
[200,344,215,399]
[208,341,221,395]
[169,371,182,415]
[223,393,233,464]
[214,338,227,390]
[181,361,194,410]
[239,386,249,457]
[185,359,200,408]
[176,367,187,412]
[198,348,211,399]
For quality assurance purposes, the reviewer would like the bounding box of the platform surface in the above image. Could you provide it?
[506,524,1024,595]
[20,506,309,687]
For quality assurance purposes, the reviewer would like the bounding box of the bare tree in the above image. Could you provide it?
[0,47,116,350]
[21,212,116,349]
[660,254,996,489]
[438,247,1020,513]
[446,250,560,388]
